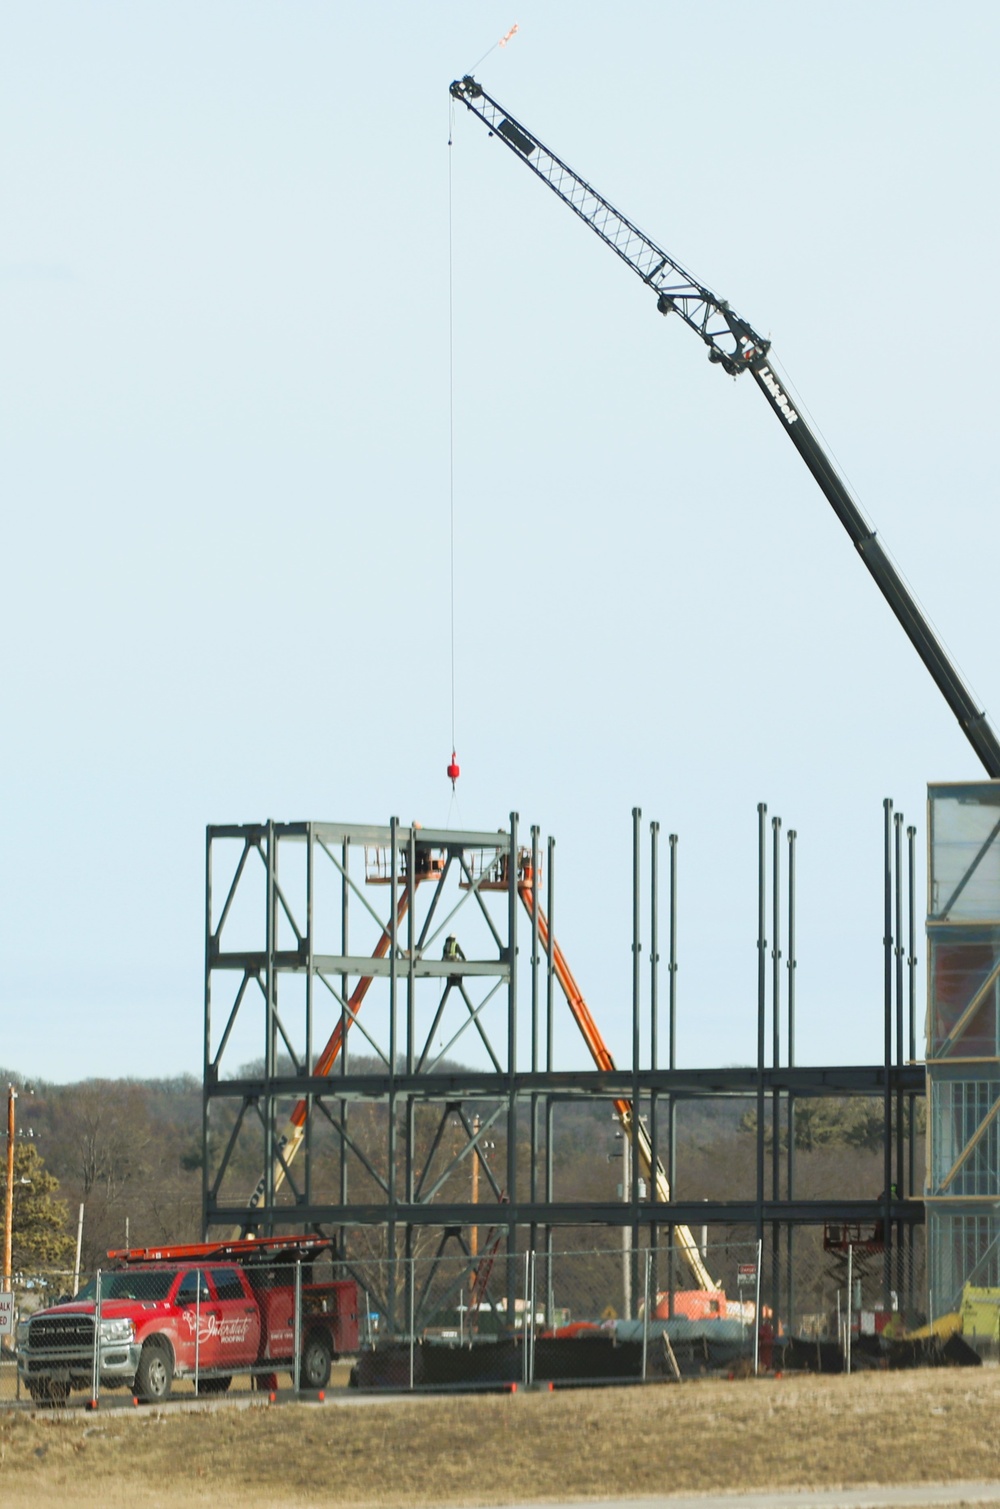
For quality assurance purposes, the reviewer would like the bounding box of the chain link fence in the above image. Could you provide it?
[0,1224,975,1405]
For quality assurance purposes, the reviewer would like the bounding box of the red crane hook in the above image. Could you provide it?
[446,750,461,791]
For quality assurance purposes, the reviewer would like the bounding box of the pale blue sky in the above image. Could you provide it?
[3,3,999,1080]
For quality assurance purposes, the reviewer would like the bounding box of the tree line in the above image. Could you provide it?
[0,1064,923,1284]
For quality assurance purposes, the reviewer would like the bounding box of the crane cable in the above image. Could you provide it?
[446,101,462,824]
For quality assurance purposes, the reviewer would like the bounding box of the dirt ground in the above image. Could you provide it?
[0,1368,998,1509]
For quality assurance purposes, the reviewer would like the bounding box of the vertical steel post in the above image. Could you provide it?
[339,838,349,1243]
[907,819,918,1173]
[544,1100,554,1328]
[531,826,540,1075]
[545,835,555,1277]
[669,832,678,1076]
[405,828,417,1250]
[202,831,212,1238]
[771,814,782,1326]
[786,828,797,1332]
[907,822,918,1302]
[506,813,519,1316]
[530,826,540,1246]
[388,817,399,1334]
[883,798,894,1303]
[650,823,660,1073]
[894,810,905,1299]
[264,822,277,1234]
[631,808,642,1315]
[304,826,314,1218]
[546,836,555,1074]
[756,804,767,1246]
[649,821,660,1288]
[667,832,678,1316]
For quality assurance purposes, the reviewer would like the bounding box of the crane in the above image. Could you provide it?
[449,75,1000,778]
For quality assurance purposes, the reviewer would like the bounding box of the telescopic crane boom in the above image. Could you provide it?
[450,75,1000,779]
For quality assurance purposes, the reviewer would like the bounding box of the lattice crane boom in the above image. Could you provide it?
[450,75,1000,779]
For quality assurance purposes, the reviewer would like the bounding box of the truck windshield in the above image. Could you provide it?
[76,1272,175,1302]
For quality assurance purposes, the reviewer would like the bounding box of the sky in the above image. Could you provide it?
[3,3,1000,1083]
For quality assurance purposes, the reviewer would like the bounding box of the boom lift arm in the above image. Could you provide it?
[242,888,412,1228]
[450,75,1000,779]
[516,858,717,1294]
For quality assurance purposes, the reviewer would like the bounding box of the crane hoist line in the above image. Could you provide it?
[449,75,1000,781]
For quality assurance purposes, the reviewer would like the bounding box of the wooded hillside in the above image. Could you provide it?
[0,1064,922,1276]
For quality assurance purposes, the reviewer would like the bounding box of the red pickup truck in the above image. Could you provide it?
[16,1235,359,1404]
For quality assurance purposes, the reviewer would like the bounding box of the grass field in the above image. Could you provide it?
[0,1367,998,1508]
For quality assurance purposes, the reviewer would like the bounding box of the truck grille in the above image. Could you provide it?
[30,1314,95,1352]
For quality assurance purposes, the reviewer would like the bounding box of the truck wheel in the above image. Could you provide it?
[298,1333,332,1390]
[135,1340,173,1403]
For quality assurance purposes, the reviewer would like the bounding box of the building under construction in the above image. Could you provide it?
[201,809,927,1337]
[197,78,1000,1343]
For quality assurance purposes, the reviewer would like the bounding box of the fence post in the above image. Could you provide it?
[752,1240,762,1376]
[293,1260,302,1395]
[91,1268,102,1407]
[408,1258,415,1391]
[527,1249,537,1387]
[850,1243,856,1376]
[194,1276,200,1395]
[642,1249,651,1382]
[522,1252,529,1387]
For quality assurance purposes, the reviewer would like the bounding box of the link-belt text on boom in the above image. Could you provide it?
[757,366,799,425]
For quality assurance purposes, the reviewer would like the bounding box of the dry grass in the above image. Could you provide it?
[1,1369,999,1508]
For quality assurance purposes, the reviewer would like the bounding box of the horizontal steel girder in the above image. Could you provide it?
[205,1064,925,1099]
[208,952,510,977]
[206,1198,923,1229]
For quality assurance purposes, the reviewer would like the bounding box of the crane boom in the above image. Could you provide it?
[517,864,716,1294]
[450,75,1000,779]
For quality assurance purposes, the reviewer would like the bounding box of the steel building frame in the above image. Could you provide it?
[202,812,922,1324]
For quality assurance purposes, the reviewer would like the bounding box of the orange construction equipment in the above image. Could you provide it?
[515,851,717,1293]
[243,856,441,1223]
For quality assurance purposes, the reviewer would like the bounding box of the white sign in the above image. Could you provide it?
[0,1292,16,1336]
[736,1264,757,1288]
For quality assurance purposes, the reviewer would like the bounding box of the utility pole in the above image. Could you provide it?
[4,1087,16,1293]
